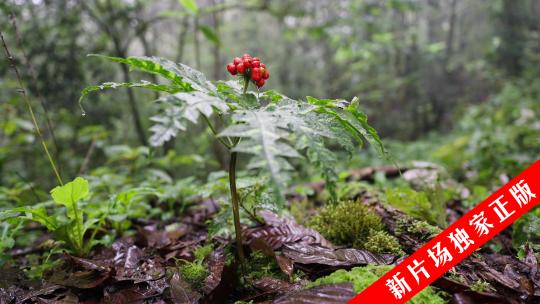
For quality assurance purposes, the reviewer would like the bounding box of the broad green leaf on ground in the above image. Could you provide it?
[50,177,89,252]
[149,91,229,146]
[51,177,89,209]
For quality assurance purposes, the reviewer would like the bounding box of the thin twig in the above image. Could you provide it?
[1,31,63,186]
[203,114,232,149]
[9,13,61,161]
[78,137,97,175]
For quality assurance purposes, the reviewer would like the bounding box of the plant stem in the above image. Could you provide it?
[227,78,250,275]
[229,151,246,272]
[242,76,250,94]
[1,32,63,186]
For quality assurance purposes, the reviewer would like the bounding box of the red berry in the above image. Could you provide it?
[253,57,260,61]
[263,70,269,79]
[243,53,251,58]
[243,58,252,68]
[256,79,265,88]
[252,60,260,68]
[233,57,242,65]
[251,67,262,81]
[260,63,266,69]
[226,63,237,75]
[236,62,245,74]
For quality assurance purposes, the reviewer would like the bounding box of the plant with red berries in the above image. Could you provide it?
[227,54,270,92]
[80,54,386,271]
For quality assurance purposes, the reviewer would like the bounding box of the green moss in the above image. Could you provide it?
[179,244,213,289]
[470,280,492,293]
[245,251,285,282]
[395,217,441,240]
[312,266,448,304]
[385,186,447,227]
[307,200,403,254]
[337,181,374,201]
[447,271,466,284]
[194,244,213,260]
[365,230,405,255]
[180,261,208,288]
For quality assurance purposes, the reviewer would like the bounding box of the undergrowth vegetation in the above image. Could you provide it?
[1,4,539,300]
[307,200,403,255]
[312,266,448,304]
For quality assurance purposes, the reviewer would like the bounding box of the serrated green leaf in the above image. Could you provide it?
[199,25,220,45]
[89,55,216,93]
[219,106,302,189]
[178,0,199,14]
[89,55,190,87]
[78,80,182,111]
[149,91,229,146]
[306,96,386,157]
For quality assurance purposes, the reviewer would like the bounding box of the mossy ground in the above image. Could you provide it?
[312,266,448,304]
[307,200,403,255]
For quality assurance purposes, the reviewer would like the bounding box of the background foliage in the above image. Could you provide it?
[1,0,539,280]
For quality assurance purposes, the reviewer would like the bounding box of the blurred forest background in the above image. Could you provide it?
[1,0,539,192]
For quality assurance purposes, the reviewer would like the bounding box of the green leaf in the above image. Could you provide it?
[199,25,220,45]
[10,206,58,231]
[78,80,182,112]
[219,105,302,189]
[159,10,189,18]
[149,91,229,146]
[51,177,89,209]
[89,55,217,93]
[178,0,199,14]
[306,96,387,157]
[50,177,89,252]
[89,55,191,88]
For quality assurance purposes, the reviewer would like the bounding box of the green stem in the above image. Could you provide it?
[202,114,232,148]
[229,152,246,272]
[242,76,249,94]
[1,32,63,186]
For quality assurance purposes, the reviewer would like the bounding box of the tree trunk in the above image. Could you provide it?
[120,61,148,146]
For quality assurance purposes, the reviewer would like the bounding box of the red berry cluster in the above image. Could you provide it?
[226,54,270,88]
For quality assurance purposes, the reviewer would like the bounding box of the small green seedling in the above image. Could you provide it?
[2,177,101,256]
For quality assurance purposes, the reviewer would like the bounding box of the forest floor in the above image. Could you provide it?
[1,165,539,304]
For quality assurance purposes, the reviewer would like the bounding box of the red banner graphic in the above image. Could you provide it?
[349,160,540,304]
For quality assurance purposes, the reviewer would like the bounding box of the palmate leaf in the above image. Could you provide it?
[89,55,215,93]
[219,105,302,189]
[149,91,229,146]
[78,80,181,111]
[306,96,386,156]
[81,55,229,146]
[216,95,385,196]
